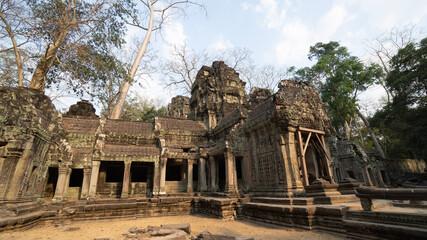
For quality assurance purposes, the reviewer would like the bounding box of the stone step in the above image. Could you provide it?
[251,194,360,206]
[251,197,314,205]
[10,202,43,215]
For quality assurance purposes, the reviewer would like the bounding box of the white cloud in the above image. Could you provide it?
[275,3,354,66]
[210,34,234,51]
[254,0,286,29]
[317,4,349,40]
[276,19,311,65]
[163,20,187,46]
[162,20,187,60]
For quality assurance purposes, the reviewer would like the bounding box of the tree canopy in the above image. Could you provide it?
[371,37,427,159]
[294,41,384,132]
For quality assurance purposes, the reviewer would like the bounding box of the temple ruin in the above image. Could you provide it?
[0,61,426,239]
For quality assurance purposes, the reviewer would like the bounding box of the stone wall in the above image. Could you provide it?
[167,96,190,119]
[189,61,246,130]
[0,87,69,202]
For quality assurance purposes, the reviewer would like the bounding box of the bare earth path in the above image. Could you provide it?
[0,214,345,240]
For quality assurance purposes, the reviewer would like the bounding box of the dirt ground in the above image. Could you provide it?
[0,214,345,240]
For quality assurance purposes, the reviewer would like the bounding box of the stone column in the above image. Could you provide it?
[88,161,101,200]
[209,156,217,192]
[187,160,193,194]
[180,159,187,186]
[121,161,131,198]
[362,165,373,186]
[62,168,72,201]
[224,150,236,193]
[80,167,91,199]
[52,167,69,202]
[4,138,34,200]
[159,158,167,195]
[152,161,160,195]
[198,157,207,192]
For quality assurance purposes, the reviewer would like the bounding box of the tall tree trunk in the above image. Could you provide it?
[29,26,70,92]
[0,12,24,86]
[357,109,388,159]
[344,120,351,140]
[29,45,59,91]
[109,1,154,119]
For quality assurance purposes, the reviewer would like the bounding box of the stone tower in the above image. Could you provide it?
[189,61,246,130]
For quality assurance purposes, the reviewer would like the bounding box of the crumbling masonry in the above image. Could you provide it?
[0,62,425,239]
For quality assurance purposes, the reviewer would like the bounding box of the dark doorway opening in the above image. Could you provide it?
[45,167,58,199]
[347,170,355,179]
[218,156,226,192]
[235,157,243,180]
[69,169,83,187]
[192,163,198,181]
[131,162,148,182]
[166,160,181,181]
[104,161,124,182]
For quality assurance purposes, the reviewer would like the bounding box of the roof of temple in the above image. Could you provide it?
[104,119,154,136]
[103,144,160,156]
[155,117,206,133]
[63,117,100,134]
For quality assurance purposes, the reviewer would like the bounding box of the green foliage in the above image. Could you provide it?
[371,37,427,159]
[294,41,384,130]
[120,96,167,122]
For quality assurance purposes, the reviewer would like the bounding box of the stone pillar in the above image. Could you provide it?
[62,168,72,201]
[88,161,101,200]
[4,138,34,200]
[224,150,236,193]
[121,161,131,198]
[153,161,160,195]
[209,156,217,192]
[52,167,69,202]
[80,167,91,199]
[198,157,207,192]
[278,128,304,192]
[187,160,193,194]
[180,159,187,186]
[159,158,167,195]
[362,165,373,186]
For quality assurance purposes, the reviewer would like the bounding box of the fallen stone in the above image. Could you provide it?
[63,226,80,231]
[151,230,188,240]
[202,235,235,240]
[128,226,143,234]
[150,228,176,236]
[197,230,212,238]
[123,232,138,238]
[161,223,191,234]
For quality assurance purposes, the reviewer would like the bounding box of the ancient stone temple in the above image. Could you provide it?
[0,62,426,239]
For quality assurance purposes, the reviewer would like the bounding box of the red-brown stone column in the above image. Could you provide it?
[80,167,91,199]
[121,161,131,198]
[224,150,237,193]
[187,160,193,194]
[159,158,167,195]
[209,156,217,192]
[198,157,207,192]
[52,167,70,202]
[152,161,160,195]
[362,165,374,186]
[62,168,72,201]
[88,161,100,200]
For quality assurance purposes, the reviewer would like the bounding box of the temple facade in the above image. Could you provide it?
[0,61,357,203]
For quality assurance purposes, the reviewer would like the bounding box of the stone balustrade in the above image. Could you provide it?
[356,186,427,211]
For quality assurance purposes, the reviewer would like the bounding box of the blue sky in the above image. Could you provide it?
[52,0,427,114]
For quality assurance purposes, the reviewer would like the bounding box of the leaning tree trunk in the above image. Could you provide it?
[29,29,69,92]
[357,109,388,160]
[0,12,24,86]
[109,2,154,119]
